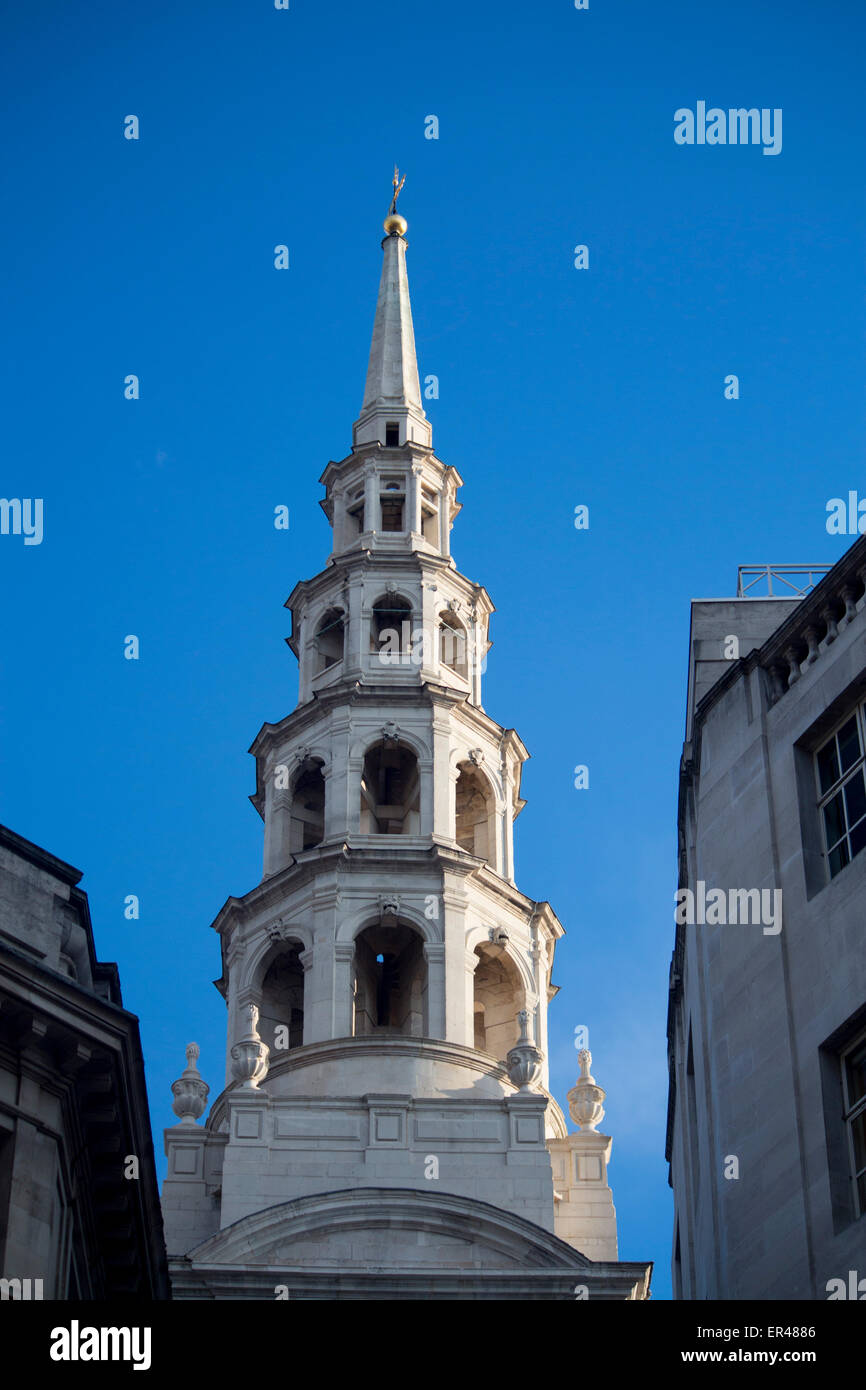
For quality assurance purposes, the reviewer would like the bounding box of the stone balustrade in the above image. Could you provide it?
[760,537,866,704]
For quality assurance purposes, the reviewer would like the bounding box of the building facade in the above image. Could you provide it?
[0,824,169,1299]
[161,199,651,1300]
[667,544,866,1299]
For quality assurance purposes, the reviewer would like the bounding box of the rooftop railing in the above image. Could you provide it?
[736,564,833,598]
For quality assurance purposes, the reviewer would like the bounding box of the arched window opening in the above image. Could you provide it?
[291,759,325,850]
[370,595,413,665]
[314,607,345,674]
[352,922,427,1036]
[258,944,305,1057]
[439,611,468,680]
[360,742,420,834]
[473,944,524,1063]
[455,762,495,864]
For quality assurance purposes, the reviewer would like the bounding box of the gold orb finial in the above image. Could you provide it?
[384,166,407,235]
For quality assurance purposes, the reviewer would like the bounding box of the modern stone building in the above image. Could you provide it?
[161,194,651,1300]
[667,545,866,1299]
[0,823,169,1299]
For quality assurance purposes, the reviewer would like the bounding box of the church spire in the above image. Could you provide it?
[353,170,432,450]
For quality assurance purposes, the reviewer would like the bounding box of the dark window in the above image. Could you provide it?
[686,1024,700,1201]
[370,596,412,656]
[291,761,325,850]
[314,608,345,673]
[0,1128,14,1267]
[385,423,399,447]
[359,742,420,834]
[353,923,427,1036]
[380,497,404,531]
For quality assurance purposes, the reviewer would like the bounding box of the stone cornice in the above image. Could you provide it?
[0,822,82,887]
[204,1037,568,1139]
[284,547,493,624]
[168,1263,652,1300]
[211,1035,515,1108]
[318,443,464,492]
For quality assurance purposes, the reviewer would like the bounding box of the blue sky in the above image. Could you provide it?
[2,0,865,1300]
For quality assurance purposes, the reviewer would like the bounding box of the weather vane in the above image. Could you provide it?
[389,165,405,216]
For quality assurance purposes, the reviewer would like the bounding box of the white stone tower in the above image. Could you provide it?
[161,187,650,1300]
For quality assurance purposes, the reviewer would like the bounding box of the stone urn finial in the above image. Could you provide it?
[230,1003,270,1090]
[567,1047,606,1131]
[505,1009,543,1092]
[171,1042,210,1124]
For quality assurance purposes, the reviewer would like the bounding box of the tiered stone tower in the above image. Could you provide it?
[161,188,650,1301]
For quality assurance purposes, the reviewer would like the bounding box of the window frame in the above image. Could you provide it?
[814,702,866,881]
[841,1029,866,1221]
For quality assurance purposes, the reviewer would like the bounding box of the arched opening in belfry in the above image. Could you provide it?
[258,942,305,1058]
[352,922,427,1037]
[439,611,468,680]
[370,595,413,666]
[290,759,325,850]
[455,762,495,864]
[472,944,524,1062]
[313,607,345,674]
[360,741,420,834]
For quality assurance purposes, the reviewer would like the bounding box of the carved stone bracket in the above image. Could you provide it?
[266,917,291,944]
[379,893,400,926]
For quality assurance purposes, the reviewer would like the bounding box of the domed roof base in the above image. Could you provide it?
[169,1187,650,1300]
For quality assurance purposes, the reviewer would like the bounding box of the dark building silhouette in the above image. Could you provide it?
[0,824,169,1298]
